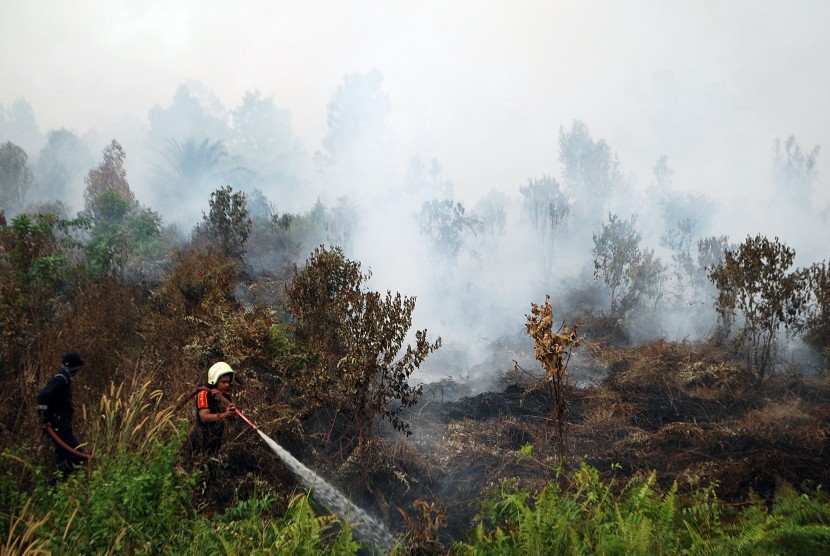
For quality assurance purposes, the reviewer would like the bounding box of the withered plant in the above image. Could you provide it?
[521,295,579,446]
[144,248,238,357]
[142,247,280,393]
[397,499,448,555]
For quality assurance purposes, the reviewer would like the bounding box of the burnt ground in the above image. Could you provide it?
[368,337,828,546]
[194,336,830,550]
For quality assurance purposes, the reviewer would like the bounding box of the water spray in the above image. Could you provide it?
[180,388,394,552]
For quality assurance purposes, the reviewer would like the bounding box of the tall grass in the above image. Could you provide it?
[4,381,828,554]
[0,381,363,555]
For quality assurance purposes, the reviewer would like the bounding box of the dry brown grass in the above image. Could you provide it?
[571,385,640,448]
[88,380,180,458]
[730,397,828,451]
[1,499,50,556]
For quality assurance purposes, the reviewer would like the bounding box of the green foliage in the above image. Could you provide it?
[268,323,294,357]
[87,184,132,224]
[83,140,135,223]
[773,135,820,209]
[454,463,830,555]
[593,213,667,314]
[1,458,363,555]
[194,185,252,259]
[0,382,194,555]
[559,120,623,224]
[419,199,480,262]
[804,261,830,365]
[520,175,569,270]
[0,382,364,556]
[81,141,164,276]
[0,212,86,380]
[203,491,360,555]
[0,141,34,215]
[709,235,809,378]
[84,190,162,275]
[593,213,641,311]
[287,245,441,439]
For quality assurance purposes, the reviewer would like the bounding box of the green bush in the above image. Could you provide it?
[454,463,830,555]
[0,382,366,555]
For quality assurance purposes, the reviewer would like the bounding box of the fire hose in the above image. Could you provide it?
[175,387,258,430]
[42,387,256,464]
[43,422,93,460]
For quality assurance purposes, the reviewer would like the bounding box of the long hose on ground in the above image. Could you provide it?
[43,422,93,460]
[41,387,254,463]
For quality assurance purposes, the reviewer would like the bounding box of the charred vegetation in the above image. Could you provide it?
[1,125,829,552]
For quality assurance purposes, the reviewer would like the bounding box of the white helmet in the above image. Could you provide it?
[207,361,234,386]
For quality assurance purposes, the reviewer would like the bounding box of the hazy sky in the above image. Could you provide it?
[3,1,829,203]
[3,1,829,382]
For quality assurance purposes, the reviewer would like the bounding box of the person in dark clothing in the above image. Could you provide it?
[37,352,87,475]
[187,361,237,457]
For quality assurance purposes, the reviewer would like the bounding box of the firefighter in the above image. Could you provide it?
[36,352,88,475]
[187,361,237,457]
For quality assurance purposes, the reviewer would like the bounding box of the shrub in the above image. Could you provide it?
[286,245,440,453]
[709,235,809,378]
[804,261,830,368]
[593,213,666,315]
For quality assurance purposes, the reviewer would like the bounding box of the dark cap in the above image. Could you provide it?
[62,352,85,368]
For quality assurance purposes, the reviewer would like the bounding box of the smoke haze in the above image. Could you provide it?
[2,1,828,385]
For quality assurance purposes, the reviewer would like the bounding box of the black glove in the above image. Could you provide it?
[37,405,49,424]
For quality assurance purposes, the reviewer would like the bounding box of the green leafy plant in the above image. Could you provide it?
[804,261,830,368]
[193,185,252,259]
[1,381,365,556]
[520,175,569,270]
[0,141,34,215]
[593,213,667,315]
[708,235,809,378]
[419,199,480,263]
[0,211,86,404]
[455,463,830,555]
[286,246,441,460]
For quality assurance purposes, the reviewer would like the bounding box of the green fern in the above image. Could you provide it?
[454,464,830,555]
